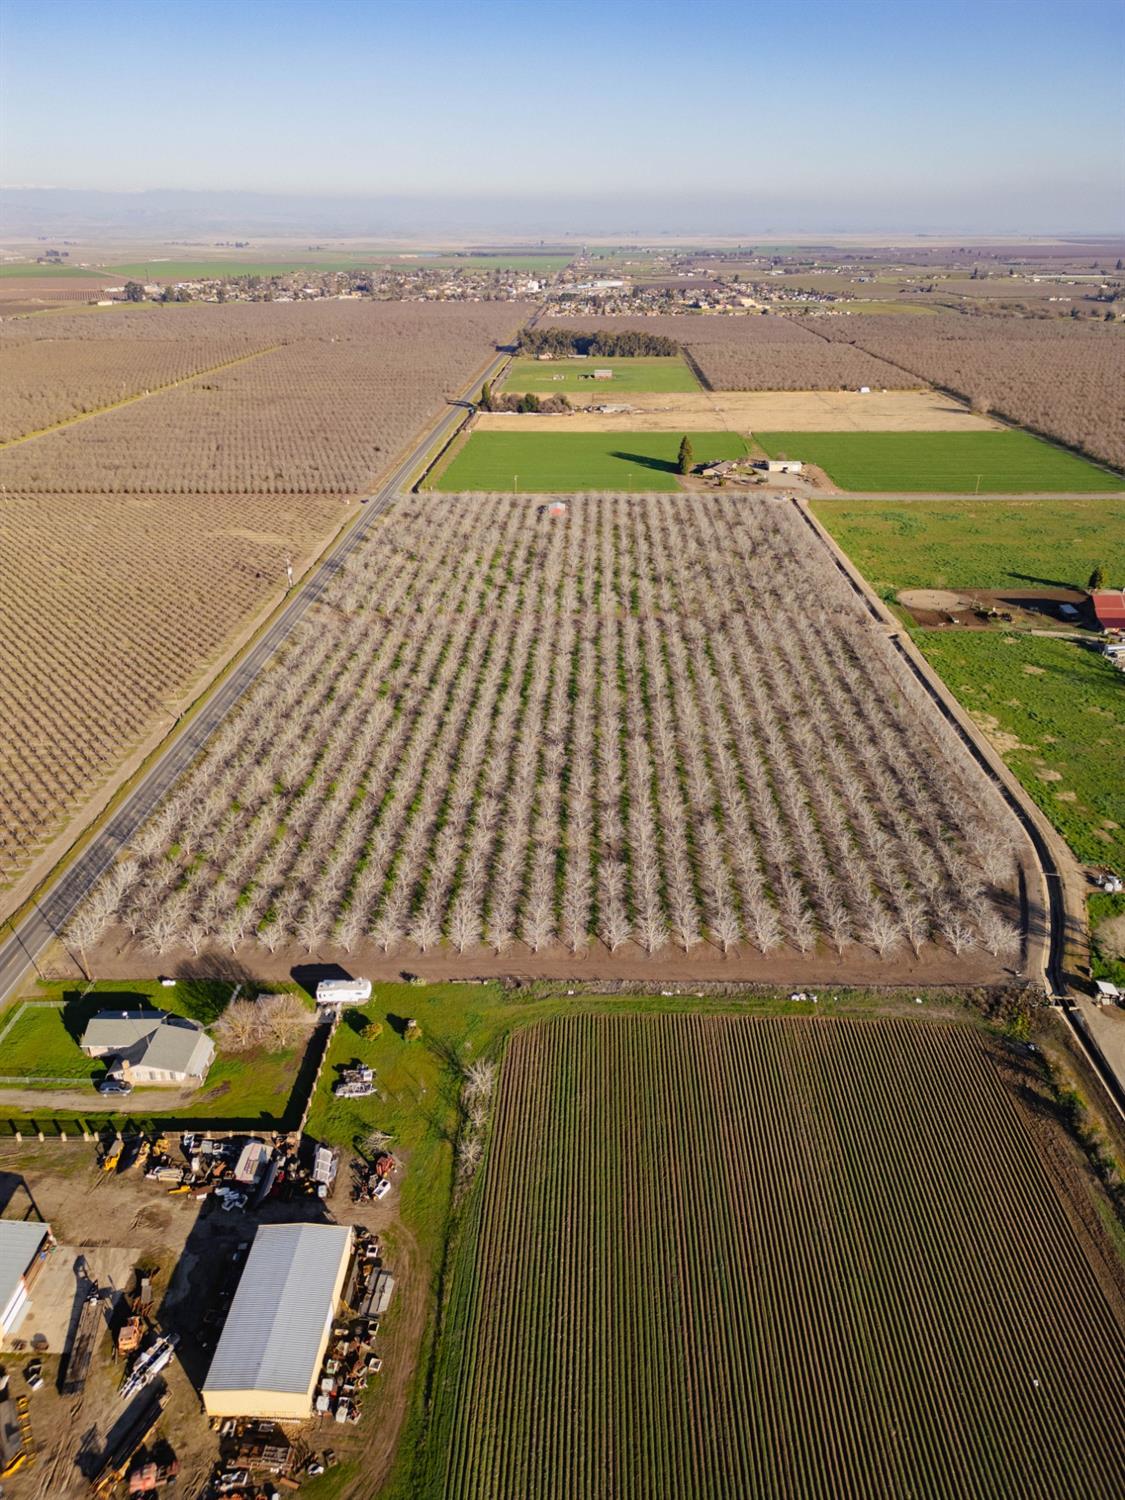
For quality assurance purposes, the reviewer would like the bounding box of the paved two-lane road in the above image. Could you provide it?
[0,341,515,1006]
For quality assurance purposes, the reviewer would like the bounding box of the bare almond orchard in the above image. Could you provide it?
[68,491,1035,987]
[0,301,527,908]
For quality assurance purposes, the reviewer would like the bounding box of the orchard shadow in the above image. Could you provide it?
[172,957,264,1023]
[290,962,353,1003]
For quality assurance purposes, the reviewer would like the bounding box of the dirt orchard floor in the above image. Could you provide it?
[897,585,1092,630]
[475,388,1003,434]
[56,899,1039,993]
[0,1140,409,1499]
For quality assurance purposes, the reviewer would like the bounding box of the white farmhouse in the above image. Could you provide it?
[80,1010,214,1086]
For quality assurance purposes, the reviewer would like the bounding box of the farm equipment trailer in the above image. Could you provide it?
[61,1283,105,1397]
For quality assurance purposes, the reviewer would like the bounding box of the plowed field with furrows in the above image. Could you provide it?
[427,1015,1125,1500]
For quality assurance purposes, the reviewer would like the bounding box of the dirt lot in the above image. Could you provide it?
[897,585,1091,629]
[0,1143,409,1500]
[477,388,1002,434]
[64,919,1031,992]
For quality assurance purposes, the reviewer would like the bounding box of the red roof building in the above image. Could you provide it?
[1091,590,1125,631]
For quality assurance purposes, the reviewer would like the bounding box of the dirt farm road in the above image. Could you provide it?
[0,339,520,1011]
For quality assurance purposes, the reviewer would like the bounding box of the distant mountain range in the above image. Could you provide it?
[3,187,1120,242]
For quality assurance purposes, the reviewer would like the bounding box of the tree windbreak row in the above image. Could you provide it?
[71,494,1025,973]
[424,1014,1125,1499]
[517,326,681,358]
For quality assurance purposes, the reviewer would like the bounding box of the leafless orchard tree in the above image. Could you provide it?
[71,492,1028,975]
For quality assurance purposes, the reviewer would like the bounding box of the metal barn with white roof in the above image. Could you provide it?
[0,1220,52,1344]
[202,1222,353,1419]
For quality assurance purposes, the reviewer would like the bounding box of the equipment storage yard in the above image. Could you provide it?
[0,1133,402,1499]
[68,491,1038,986]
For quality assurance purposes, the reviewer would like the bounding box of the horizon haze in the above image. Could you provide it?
[2,0,1123,237]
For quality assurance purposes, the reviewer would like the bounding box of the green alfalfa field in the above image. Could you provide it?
[758,430,1121,493]
[502,356,700,393]
[427,430,746,492]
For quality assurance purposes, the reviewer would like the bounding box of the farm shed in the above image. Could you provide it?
[755,458,803,474]
[1091,590,1125,631]
[0,1221,53,1344]
[202,1223,353,1420]
[80,1010,214,1085]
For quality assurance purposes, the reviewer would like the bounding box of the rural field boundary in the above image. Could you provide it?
[0,998,74,1085]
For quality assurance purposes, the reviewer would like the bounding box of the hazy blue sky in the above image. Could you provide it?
[2,0,1123,230]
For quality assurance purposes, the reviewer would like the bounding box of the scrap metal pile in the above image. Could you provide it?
[350,1153,397,1204]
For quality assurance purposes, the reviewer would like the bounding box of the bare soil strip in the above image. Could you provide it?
[475,388,1002,433]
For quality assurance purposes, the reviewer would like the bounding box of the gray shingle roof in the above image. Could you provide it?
[80,1010,212,1077]
[0,1221,49,1314]
[81,1011,167,1051]
[203,1224,352,1397]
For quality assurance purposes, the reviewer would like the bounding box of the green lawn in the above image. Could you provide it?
[917,631,1125,868]
[0,979,308,1121]
[758,430,1121,493]
[810,497,1125,596]
[503,356,699,393]
[0,1005,101,1080]
[428,430,747,492]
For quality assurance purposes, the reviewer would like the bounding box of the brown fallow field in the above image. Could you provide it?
[71,493,1032,986]
[0,301,526,904]
[477,389,1001,434]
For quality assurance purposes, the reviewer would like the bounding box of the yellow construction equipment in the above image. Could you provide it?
[101,1141,122,1173]
[117,1316,144,1358]
[166,1182,190,1195]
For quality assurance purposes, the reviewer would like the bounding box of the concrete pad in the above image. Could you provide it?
[8,1242,140,1352]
